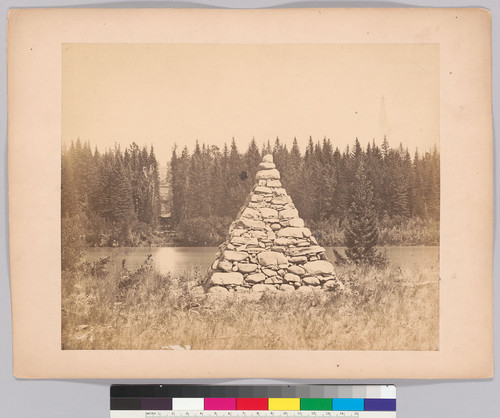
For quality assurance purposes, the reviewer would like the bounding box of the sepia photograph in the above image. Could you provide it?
[60,43,440,351]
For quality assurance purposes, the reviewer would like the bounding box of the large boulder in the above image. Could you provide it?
[257,251,288,267]
[211,272,244,285]
[303,260,335,275]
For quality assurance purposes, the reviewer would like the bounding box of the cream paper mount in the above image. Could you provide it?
[8,8,493,378]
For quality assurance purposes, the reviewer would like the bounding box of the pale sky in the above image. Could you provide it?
[62,43,439,165]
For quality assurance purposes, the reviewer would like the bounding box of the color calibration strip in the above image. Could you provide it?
[112,397,395,411]
[111,385,396,417]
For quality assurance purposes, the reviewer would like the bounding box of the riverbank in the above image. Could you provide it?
[62,256,439,350]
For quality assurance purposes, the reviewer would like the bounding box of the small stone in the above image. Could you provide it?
[303,260,335,275]
[289,218,305,228]
[262,154,274,163]
[275,237,296,246]
[231,236,258,246]
[277,269,286,277]
[297,286,314,293]
[241,207,261,220]
[260,208,278,218]
[303,228,312,238]
[270,223,282,231]
[257,251,288,267]
[288,245,326,257]
[265,277,282,284]
[223,250,249,262]
[310,236,318,245]
[267,231,276,240]
[259,162,276,170]
[309,255,319,261]
[256,169,280,181]
[208,286,229,294]
[254,186,273,194]
[246,273,266,284]
[232,228,246,236]
[252,284,277,292]
[287,265,306,276]
[238,218,266,230]
[258,242,266,248]
[226,243,235,250]
[277,227,305,238]
[232,265,239,272]
[273,188,287,196]
[322,280,338,290]
[284,273,300,283]
[267,179,282,187]
[238,263,258,273]
[218,260,233,271]
[211,272,244,286]
[262,268,277,276]
[271,246,286,253]
[279,209,299,220]
[250,194,264,203]
[320,274,337,283]
[211,260,219,270]
[235,286,250,292]
[272,195,292,205]
[280,284,295,292]
[251,230,267,239]
[289,256,308,263]
[296,241,310,247]
[303,276,321,286]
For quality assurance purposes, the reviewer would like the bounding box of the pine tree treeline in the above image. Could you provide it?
[62,139,161,267]
[171,136,440,246]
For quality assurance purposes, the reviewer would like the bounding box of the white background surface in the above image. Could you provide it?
[1,1,498,417]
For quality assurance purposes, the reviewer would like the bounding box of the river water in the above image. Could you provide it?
[84,246,439,274]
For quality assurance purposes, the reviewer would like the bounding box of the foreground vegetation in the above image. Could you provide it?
[62,256,439,351]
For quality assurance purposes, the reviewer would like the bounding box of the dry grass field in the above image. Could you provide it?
[62,256,439,351]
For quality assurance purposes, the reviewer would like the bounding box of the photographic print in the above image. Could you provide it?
[9,8,492,378]
[61,43,440,351]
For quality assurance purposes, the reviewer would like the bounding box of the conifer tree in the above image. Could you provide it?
[344,158,387,266]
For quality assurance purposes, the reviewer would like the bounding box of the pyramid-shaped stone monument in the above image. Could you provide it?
[209,154,339,293]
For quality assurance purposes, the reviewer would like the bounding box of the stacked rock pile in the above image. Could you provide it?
[209,154,341,293]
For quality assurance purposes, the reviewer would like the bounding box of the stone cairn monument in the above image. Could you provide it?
[209,154,340,293]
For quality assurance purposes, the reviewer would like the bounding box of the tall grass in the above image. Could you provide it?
[62,257,439,351]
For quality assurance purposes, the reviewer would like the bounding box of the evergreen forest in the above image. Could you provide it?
[61,136,439,270]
